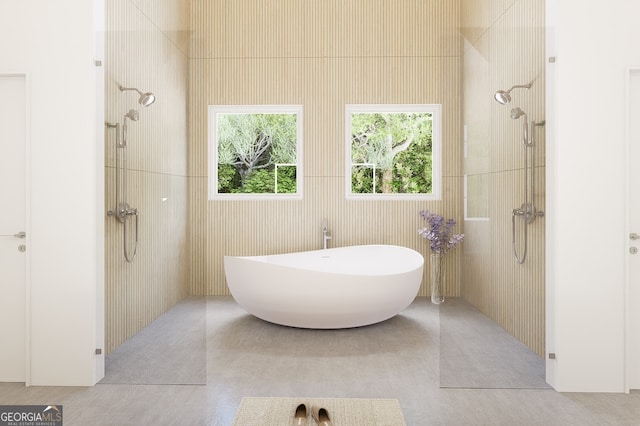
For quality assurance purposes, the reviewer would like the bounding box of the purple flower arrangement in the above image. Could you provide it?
[418,210,464,255]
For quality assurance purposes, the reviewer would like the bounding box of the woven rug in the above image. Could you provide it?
[233,397,406,426]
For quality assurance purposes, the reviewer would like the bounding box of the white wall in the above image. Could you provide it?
[0,0,104,385]
[547,0,640,392]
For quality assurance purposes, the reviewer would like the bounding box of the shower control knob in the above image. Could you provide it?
[630,247,638,255]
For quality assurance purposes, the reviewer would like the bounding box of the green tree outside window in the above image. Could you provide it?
[209,106,303,199]
[347,105,441,200]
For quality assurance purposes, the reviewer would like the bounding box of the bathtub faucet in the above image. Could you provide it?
[322,225,332,250]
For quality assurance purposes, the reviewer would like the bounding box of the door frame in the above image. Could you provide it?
[0,73,31,385]
[625,67,640,393]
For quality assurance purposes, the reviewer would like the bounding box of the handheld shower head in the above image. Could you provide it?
[510,107,527,120]
[494,83,532,105]
[510,107,529,145]
[122,109,139,147]
[124,109,139,121]
[120,86,156,107]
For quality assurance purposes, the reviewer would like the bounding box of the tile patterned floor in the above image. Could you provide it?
[0,296,639,425]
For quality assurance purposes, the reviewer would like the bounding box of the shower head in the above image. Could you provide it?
[124,109,139,121]
[494,83,532,105]
[510,107,527,120]
[138,92,155,107]
[119,86,156,107]
[494,90,512,105]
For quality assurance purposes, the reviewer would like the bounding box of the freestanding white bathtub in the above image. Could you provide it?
[223,244,424,329]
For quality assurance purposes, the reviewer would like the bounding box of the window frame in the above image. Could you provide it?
[208,105,304,200]
[344,104,442,200]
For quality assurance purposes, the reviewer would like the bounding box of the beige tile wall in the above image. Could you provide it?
[104,0,189,353]
[187,0,466,297]
[102,0,545,357]
[461,0,546,356]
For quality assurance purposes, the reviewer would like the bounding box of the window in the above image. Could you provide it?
[345,104,441,200]
[209,105,303,200]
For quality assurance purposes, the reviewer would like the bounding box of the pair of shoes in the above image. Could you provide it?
[293,403,332,426]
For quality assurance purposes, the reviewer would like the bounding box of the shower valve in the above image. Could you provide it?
[113,202,135,223]
[513,203,541,224]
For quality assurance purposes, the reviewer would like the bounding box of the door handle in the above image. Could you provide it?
[0,231,25,239]
[631,233,640,240]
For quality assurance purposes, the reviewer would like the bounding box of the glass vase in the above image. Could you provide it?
[430,253,445,304]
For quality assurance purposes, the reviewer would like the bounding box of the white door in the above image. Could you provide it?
[0,75,27,382]
[627,69,640,391]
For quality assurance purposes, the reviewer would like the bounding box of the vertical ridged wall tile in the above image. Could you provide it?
[131,0,191,55]
[190,0,328,59]
[104,0,189,353]
[104,0,544,359]
[327,0,462,58]
[188,0,465,298]
[460,0,518,49]
[461,0,545,356]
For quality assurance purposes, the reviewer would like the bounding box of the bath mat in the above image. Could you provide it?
[100,297,207,385]
[233,397,406,426]
[439,298,550,389]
